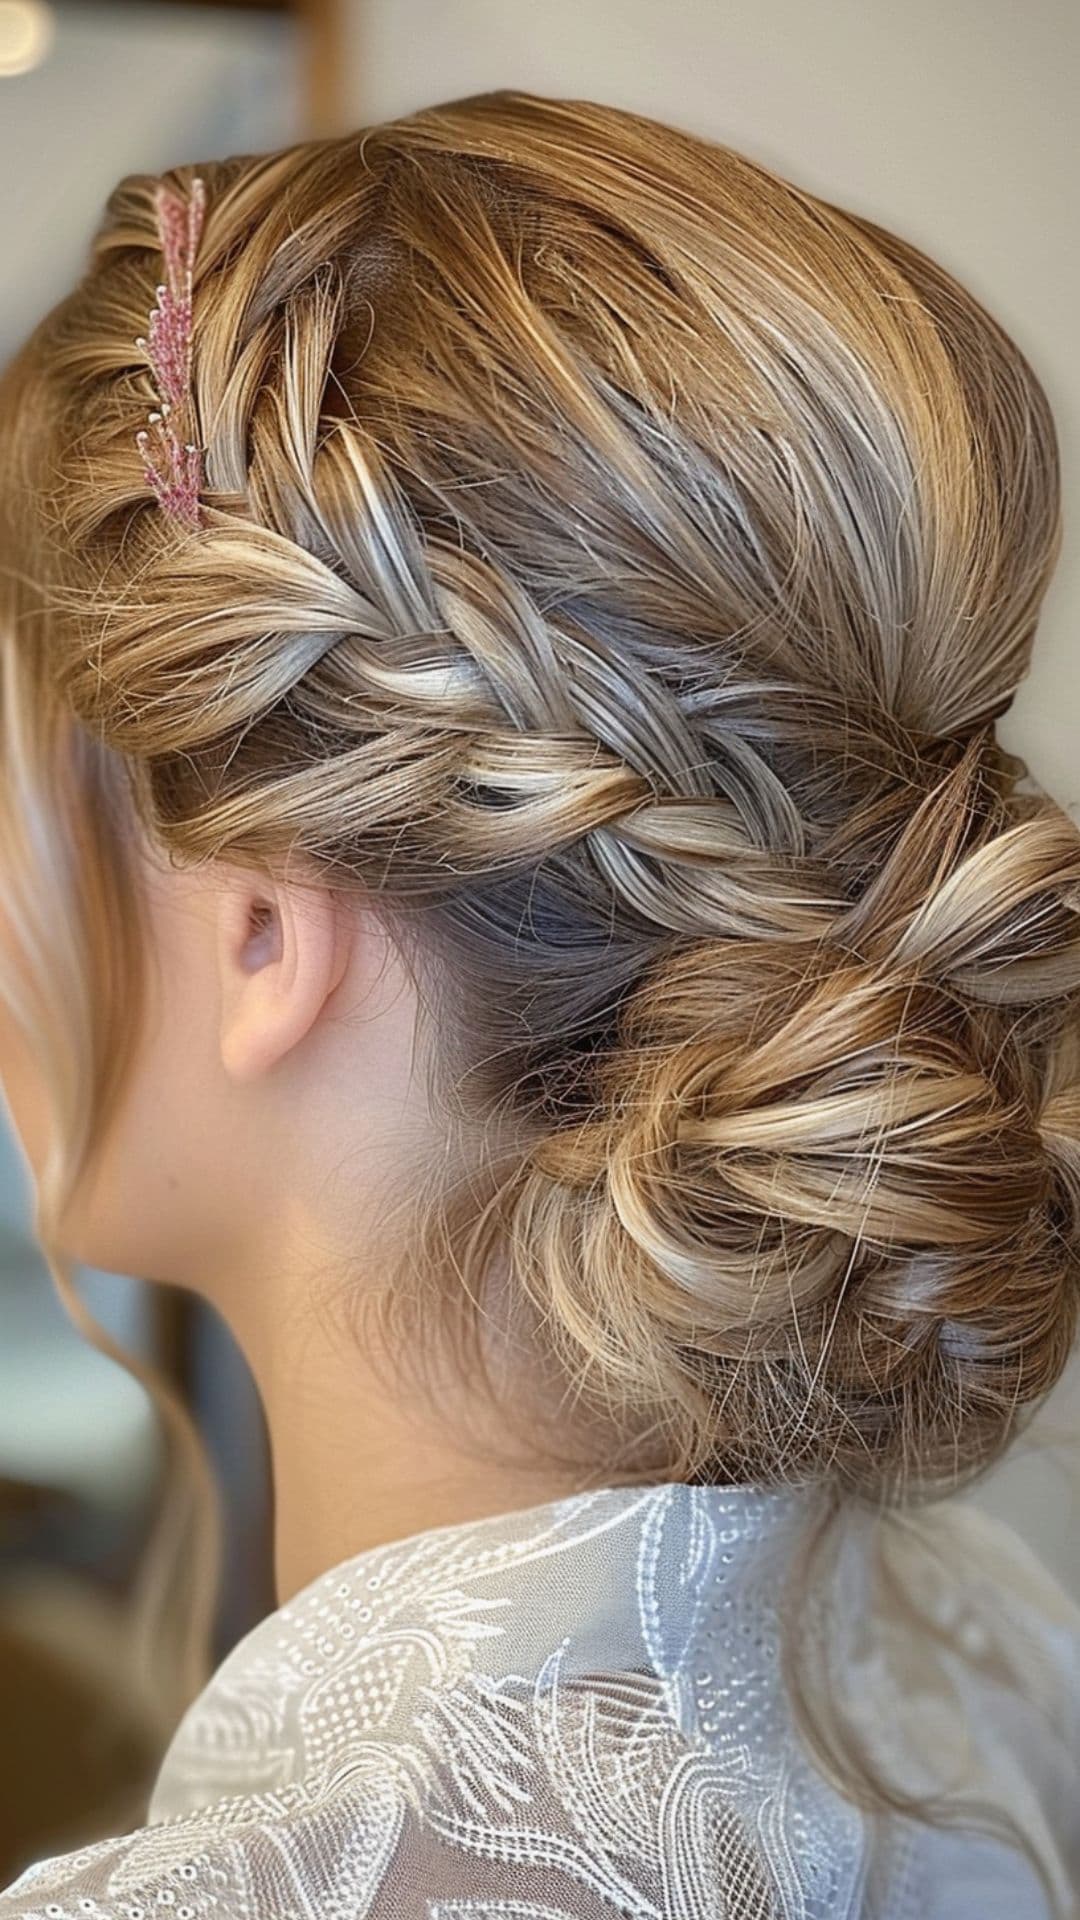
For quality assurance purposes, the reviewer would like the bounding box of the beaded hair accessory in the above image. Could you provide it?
[134,175,207,528]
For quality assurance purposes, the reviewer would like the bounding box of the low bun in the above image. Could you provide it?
[518,748,1080,1495]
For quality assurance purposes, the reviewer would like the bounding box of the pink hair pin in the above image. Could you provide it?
[134,174,207,528]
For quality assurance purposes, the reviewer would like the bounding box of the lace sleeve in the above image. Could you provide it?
[0,1756,777,1920]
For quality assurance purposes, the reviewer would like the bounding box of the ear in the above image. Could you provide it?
[215,866,351,1084]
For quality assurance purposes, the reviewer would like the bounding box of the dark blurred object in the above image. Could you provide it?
[0,1476,162,1889]
[99,0,291,9]
[0,1288,275,1886]
[152,1288,276,1667]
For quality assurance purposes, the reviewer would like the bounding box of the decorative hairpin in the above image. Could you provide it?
[134,175,206,528]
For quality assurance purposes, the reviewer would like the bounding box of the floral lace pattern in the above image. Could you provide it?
[1,1481,1077,1918]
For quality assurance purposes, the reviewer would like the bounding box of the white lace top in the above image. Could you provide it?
[1,1480,1078,1919]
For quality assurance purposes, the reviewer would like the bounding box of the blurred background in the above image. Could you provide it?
[0,0,1076,1890]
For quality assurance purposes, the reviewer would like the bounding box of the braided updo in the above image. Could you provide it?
[2,89,1078,1526]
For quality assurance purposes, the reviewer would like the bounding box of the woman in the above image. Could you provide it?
[0,87,1077,1919]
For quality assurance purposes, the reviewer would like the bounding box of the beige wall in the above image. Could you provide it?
[346,0,1080,1589]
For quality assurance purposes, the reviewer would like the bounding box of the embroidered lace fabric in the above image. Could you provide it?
[1,1480,1077,1918]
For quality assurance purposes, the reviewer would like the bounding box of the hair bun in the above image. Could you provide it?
[522,756,1080,1495]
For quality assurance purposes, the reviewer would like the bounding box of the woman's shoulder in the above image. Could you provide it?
[0,1776,397,1920]
[0,1696,777,1917]
[2,1482,1077,1919]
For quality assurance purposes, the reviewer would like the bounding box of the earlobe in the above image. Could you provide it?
[217,871,347,1085]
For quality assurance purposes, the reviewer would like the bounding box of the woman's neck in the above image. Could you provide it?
[229,1244,599,1605]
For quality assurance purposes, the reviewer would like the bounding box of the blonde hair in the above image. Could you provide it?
[1,88,1078,1903]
